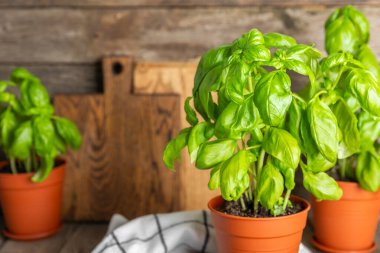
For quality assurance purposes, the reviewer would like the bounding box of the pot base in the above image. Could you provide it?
[312,236,376,253]
[3,224,62,241]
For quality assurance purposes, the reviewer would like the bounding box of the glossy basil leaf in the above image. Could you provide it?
[356,151,380,192]
[299,113,335,172]
[272,157,295,190]
[31,155,55,183]
[257,162,284,209]
[320,53,351,73]
[346,69,380,117]
[193,45,230,94]
[264,33,297,49]
[20,80,33,109]
[10,121,33,160]
[220,150,254,201]
[28,78,50,108]
[303,170,343,201]
[54,133,66,154]
[215,98,261,139]
[242,45,271,63]
[10,68,33,84]
[184,97,198,126]
[286,44,322,61]
[163,128,191,170]
[263,127,300,169]
[198,64,224,119]
[33,116,55,157]
[188,122,214,163]
[254,71,292,126]
[0,109,18,148]
[247,128,263,157]
[233,28,265,50]
[286,99,305,146]
[195,139,236,169]
[225,62,250,104]
[55,117,82,150]
[358,111,380,144]
[356,44,380,79]
[331,100,360,159]
[325,6,368,54]
[307,97,339,162]
[284,59,315,86]
[208,165,221,190]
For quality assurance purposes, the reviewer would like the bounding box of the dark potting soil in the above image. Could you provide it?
[217,198,304,218]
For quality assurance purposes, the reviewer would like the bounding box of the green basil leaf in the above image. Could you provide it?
[247,128,263,157]
[356,151,380,192]
[325,11,362,54]
[254,71,292,126]
[271,157,295,190]
[31,155,55,183]
[331,100,360,159]
[346,69,380,117]
[307,97,339,162]
[195,139,236,169]
[284,59,315,86]
[233,28,265,50]
[208,165,221,191]
[264,33,297,49]
[10,68,33,84]
[242,44,271,63]
[286,99,305,146]
[54,117,82,150]
[184,97,198,126]
[28,78,50,108]
[320,53,351,73]
[10,121,33,160]
[356,44,380,80]
[215,98,261,139]
[163,128,191,170]
[303,170,343,200]
[0,109,18,148]
[188,122,214,163]
[358,111,380,144]
[33,116,55,157]
[220,150,254,201]
[300,113,335,172]
[225,61,250,104]
[263,127,300,169]
[257,162,284,210]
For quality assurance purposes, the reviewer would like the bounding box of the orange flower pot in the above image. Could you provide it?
[0,161,65,240]
[208,195,310,253]
[311,181,380,253]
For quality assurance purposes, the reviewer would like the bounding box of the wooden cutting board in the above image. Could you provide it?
[54,56,217,221]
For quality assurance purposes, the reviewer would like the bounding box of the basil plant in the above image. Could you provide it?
[163,28,342,216]
[313,5,380,192]
[0,68,82,182]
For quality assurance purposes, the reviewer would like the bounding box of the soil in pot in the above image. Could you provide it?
[218,198,304,218]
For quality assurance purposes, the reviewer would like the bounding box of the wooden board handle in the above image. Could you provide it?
[103,56,133,98]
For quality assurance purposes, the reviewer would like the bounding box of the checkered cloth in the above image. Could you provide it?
[92,210,312,253]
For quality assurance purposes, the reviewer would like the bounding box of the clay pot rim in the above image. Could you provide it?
[208,195,310,221]
[0,158,66,178]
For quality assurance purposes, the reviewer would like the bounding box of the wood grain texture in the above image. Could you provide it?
[55,57,187,221]
[0,0,379,7]
[0,7,380,63]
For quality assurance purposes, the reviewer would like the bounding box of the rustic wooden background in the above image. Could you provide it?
[0,0,379,221]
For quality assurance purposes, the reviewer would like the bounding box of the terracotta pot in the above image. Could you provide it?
[208,195,310,253]
[311,181,380,252]
[0,160,65,240]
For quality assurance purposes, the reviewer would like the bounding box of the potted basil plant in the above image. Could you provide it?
[302,6,380,252]
[163,28,339,253]
[0,68,82,240]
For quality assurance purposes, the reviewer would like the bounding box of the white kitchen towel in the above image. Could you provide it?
[92,210,313,253]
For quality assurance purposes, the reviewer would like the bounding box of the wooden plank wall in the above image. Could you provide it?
[0,1,379,96]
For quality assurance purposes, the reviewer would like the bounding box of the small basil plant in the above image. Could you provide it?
[0,68,82,182]
[163,28,342,216]
[310,5,380,192]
